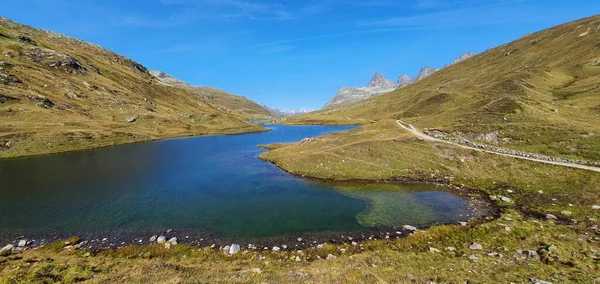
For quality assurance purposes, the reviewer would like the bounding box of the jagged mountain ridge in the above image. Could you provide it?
[263,105,312,118]
[323,52,476,109]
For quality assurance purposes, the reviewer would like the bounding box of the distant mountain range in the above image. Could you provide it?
[323,52,476,109]
[263,106,313,118]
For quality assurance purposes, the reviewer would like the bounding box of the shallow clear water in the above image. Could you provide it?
[0,125,474,241]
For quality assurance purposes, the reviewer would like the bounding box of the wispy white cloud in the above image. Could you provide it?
[358,0,529,27]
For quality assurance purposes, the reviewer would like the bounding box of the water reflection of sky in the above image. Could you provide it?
[0,125,473,239]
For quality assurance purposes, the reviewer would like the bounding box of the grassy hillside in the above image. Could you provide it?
[150,70,272,120]
[0,17,263,159]
[288,15,600,161]
[254,15,600,282]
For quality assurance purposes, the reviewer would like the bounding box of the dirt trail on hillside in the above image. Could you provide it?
[396,120,600,173]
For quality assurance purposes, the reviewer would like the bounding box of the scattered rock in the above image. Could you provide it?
[500,196,511,203]
[545,214,558,220]
[561,211,572,217]
[326,254,336,260]
[164,243,171,250]
[592,205,600,210]
[295,256,301,262]
[468,255,479,261]
[168,237,177,245]
[429,247,440,253]
[18,36,37,45]
[149,235,157,242]
[446,247,456,251]
[524,250,539,258]
[17,240,27,247]
[458,222,467,226]
[403,225,417,231]
[0,244,14,256]
[66,92,78,100]
[469,243,483,250]
[272,246,281,252]
[530,279,553,284]
[297,238,303,242]
[229,244,241,255]
[156,236,166,244]
[126,115,138,123]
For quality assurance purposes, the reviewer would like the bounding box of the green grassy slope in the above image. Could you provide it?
[289,15,600,161]
[0,17,263,159]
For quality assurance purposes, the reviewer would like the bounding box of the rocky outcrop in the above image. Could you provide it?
[20,47,87,75]
[413,66,436,82]
[323,52,476,109]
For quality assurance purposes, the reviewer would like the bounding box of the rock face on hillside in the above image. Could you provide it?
[323,52,476,109]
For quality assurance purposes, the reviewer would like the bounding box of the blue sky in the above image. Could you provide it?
[1,0,599,109]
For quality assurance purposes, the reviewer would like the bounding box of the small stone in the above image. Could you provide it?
[561,211,572,217]
[446,247,456,251]
[530,279,553,284]
[229,244,241,255]
[505,226,512,232]
[295,256,301,262]
[0,244,14,256]
[297,238,303,242]
[126,115,139,123]
[500,196,511,203]
[272,246,280,251]
[351,242,358,246]
[156,236,166,243]
[317,244,324,249]
[458,222,467,226]
[164,243,171,250]
[282,245,288,249]
[17,240,27,247]
[403,225,417,231]
[83,252,91,257]
[429,247,440,253]
[168,237,177,245]
[592,205,600,210]
[66,92,78,100]
[469,243,483,250]
[326,254,336,260]
[545,214,557,220]
[149,235,157,242]
[468,255,479,261]
[538,190,544,194]
[524,250,539,258]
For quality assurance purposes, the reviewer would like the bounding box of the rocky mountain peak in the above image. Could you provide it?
[447,52,476,67]
[397,74,412,87]
[367,73,396,89]
[413,66,436,82]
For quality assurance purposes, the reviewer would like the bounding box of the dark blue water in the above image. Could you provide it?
[0,125,474,241]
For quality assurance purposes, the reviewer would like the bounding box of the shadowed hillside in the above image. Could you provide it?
[0,17,263,158]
